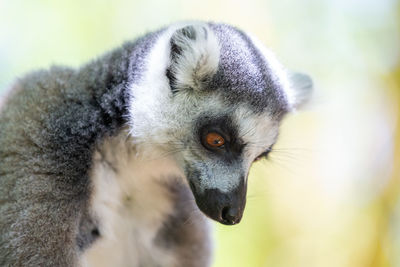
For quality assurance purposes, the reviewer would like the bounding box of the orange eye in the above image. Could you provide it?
[205,132,225,148]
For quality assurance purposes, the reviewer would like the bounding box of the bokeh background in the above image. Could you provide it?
[1,0,399,266]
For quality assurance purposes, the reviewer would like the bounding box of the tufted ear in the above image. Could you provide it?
[287,72,313,109]
[166,24,220,93]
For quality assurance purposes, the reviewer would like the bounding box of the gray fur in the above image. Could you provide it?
[0,21,312,266]
[208,23,290,117]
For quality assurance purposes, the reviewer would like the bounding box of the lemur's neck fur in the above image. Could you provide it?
[82,131,209,267]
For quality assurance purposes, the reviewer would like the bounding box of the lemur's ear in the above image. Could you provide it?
[167,24,220,93]
[287,72,313,109]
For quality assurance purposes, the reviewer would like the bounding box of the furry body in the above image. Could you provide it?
[0,22,312,266]
[82,131,210,267]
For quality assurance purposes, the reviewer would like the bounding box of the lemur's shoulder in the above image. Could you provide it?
[0,65,77,167]
[1,66,74,111]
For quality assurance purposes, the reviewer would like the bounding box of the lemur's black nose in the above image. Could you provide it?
[190,177,247,225]
[221,206,240,225]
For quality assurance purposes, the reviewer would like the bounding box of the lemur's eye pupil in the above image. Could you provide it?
[205,132,225,148]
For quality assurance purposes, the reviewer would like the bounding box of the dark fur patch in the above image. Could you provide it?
[76,211,100,251]
[154,178,211,267]
[195,114,244,163]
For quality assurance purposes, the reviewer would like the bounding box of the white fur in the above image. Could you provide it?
[170,24,220,90]
[127,24,175,150]
[82,131,185,267]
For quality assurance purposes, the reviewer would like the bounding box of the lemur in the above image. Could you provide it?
[0,22,312,266]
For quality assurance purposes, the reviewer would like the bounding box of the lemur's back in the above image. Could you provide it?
[0,67,88,266]
[0,22,312,266]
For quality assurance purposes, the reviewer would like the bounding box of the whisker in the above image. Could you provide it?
[261,157,299,176]
[269,153,307,163]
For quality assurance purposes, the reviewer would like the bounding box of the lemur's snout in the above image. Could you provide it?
[197,186,246,225]
[190,178,247,225]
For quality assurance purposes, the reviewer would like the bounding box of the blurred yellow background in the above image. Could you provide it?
[1,0,399,266]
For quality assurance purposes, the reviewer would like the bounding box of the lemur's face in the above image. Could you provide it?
[170,93,279,225]
[129,23,312,225]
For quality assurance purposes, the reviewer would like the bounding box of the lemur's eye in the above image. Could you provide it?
[205,132,225,148]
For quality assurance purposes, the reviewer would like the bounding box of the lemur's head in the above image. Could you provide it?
[129,22,312,225]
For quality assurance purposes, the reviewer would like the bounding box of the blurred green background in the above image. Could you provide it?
[1,0,399,266]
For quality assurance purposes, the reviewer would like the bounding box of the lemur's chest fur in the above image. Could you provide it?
[81,132,200,267]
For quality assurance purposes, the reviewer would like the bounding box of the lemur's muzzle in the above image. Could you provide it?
[190,178,247,225]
